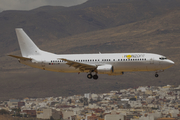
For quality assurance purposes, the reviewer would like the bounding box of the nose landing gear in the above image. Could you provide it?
[155,73,159,77]
[155,70,164,77]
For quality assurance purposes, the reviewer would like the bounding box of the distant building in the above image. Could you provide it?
[104,114,125,120]
[70,115,78,120]
[22,110,36,117]
[18,102,25,108]
[91,94,98,101]
[85,93,92,99]
[87,115,99,120]
[8,99,20,108]
[37,108,52,119]
[62,110,75,120]
[131,114,154,120]
[156,118,178,120]
[52,110,62,120]
[128,101,142,108]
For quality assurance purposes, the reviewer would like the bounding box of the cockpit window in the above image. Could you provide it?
[159,57,167,60]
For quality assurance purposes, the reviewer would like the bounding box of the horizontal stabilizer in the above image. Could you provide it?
[8,55,32,60]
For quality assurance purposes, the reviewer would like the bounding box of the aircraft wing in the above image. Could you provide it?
[59,58,97,72]
[8,55,32,60]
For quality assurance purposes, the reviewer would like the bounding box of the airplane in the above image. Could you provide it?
[9,28,174,80]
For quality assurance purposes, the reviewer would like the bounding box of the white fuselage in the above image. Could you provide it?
[20,52,174,74]
[10,28,174,79]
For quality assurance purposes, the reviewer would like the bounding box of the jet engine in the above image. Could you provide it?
[97,65,114,74]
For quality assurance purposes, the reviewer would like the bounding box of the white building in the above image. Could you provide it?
[37,108,52,119]
[105,114,124,120]
[62,110,75,120]
[84,93,91,99]
[128,100,142,108]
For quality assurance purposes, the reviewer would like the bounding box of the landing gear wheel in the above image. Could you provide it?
[93,75,98,80]
[87,74,93,79]
[155,74,159,77]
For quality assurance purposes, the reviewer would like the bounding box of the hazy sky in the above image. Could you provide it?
[0,0,88,12]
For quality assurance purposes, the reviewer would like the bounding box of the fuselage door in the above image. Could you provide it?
[147,58,154,71]
[150,58,154,64]
[41,61,45,68]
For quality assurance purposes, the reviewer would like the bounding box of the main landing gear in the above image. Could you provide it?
[87,73,98,80]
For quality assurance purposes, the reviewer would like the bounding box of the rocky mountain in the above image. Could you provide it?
[0,0,180,100]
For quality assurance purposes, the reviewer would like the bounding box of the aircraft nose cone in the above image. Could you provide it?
[170,60,175,65]
[166,60,175,67]
[160,59,174,69]
[168,60,174,65]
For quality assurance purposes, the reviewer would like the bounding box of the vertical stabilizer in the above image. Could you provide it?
[15,28,40,57]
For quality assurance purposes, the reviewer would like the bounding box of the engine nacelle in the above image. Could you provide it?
[97,65,114,74]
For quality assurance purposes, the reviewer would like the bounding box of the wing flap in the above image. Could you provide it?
[59,58,96,71]
[8,55,32,60]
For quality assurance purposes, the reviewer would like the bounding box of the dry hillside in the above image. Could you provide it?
[0,0,179,100]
